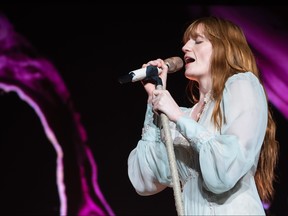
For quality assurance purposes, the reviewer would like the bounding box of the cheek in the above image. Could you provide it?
[201,48,213,64]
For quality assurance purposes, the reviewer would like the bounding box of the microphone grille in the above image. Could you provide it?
[165,56,184,73]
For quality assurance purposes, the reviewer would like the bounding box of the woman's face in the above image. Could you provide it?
[182,24,213,82]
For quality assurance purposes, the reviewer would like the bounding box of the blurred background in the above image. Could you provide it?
[1,3,287,216]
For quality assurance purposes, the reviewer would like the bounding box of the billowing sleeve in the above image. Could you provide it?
[175,73,268,194]
[127,104,172,196]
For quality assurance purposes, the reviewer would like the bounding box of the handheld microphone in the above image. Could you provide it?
[118,56,183,84]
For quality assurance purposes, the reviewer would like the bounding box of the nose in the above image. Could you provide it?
[182,39,192,53]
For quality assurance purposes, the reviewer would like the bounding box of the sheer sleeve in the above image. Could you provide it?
[175,72,268,194]
[128,104,172,195]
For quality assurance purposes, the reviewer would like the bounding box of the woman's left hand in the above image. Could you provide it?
[151,89,184,122]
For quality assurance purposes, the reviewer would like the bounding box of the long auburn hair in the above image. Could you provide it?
[183,16,279,203]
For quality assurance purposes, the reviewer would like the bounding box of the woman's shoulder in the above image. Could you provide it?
[224,71,266,102]
[225,71,261,88]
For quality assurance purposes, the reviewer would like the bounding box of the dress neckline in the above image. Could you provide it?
[189,90,212,122]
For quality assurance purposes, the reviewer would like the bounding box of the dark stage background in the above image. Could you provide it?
[1,4,287,216]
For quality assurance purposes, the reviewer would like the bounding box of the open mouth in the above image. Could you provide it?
[185,57,195,64]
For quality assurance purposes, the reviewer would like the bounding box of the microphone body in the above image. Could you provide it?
[118,56,183,84]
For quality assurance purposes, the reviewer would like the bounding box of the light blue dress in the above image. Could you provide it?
[128,72,267,215]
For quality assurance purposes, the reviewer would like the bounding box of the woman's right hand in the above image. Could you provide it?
[141,58,169,104]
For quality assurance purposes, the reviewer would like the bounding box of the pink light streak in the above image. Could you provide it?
[0,13,114,216]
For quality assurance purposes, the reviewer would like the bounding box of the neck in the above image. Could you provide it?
[199,90,211,103]
[196,90,211,122]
